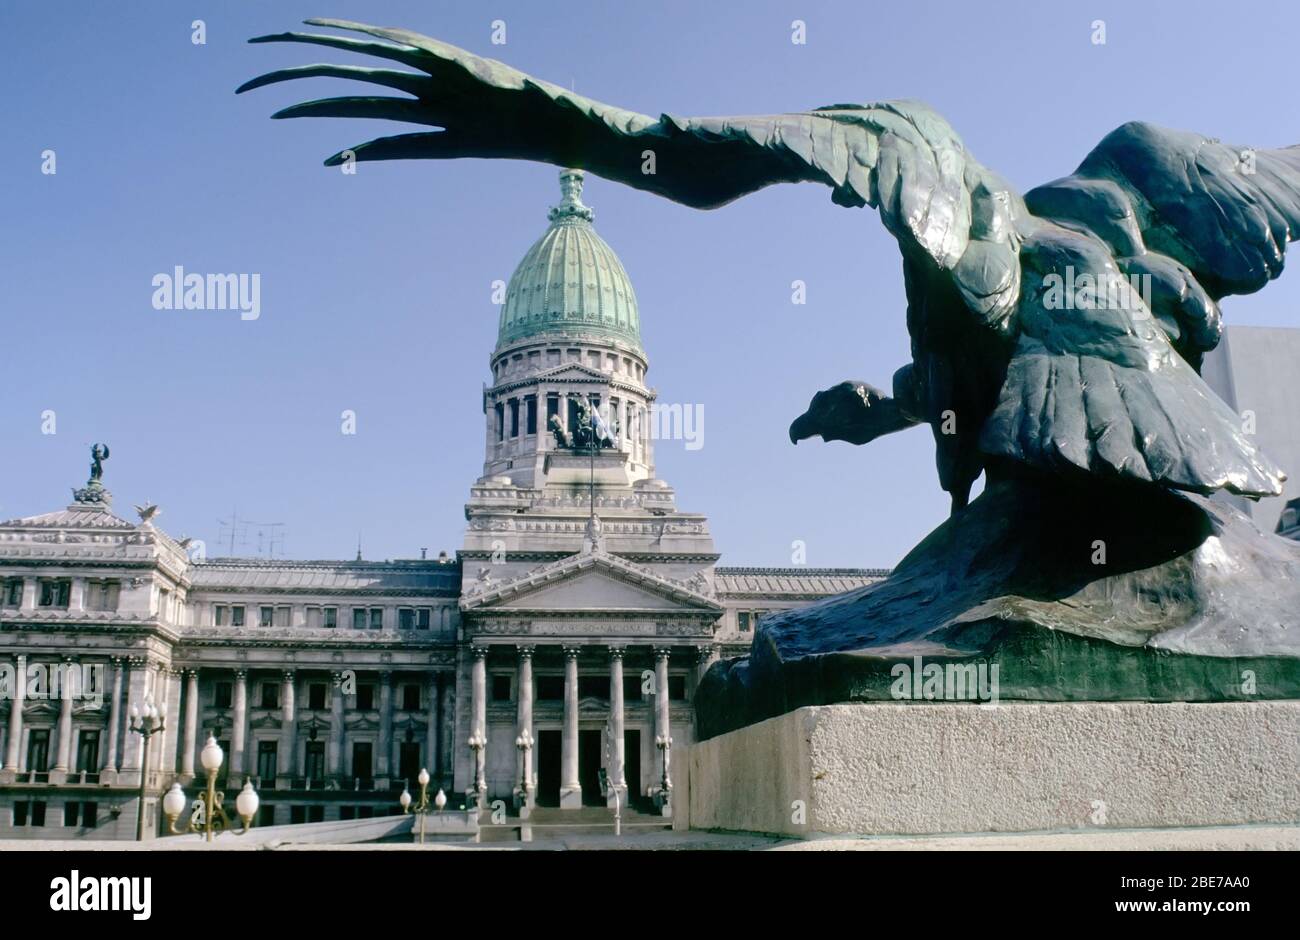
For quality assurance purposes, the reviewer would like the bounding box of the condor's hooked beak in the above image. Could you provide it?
[789,380,915,446]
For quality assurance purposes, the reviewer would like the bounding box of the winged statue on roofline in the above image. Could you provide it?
[241,19,1300,734]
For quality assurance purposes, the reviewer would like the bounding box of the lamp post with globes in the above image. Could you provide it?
[398,768,446,844]
[128,695,165,840]
[466,731,486,806]
[161,734,259,841]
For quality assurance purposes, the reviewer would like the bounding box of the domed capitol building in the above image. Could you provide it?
[0,171,885,840]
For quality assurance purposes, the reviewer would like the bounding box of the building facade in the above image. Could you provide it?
[0,172,886,839]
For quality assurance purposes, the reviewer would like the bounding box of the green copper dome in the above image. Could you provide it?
[496,169,641,352]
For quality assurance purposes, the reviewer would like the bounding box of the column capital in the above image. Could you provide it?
[695,646,717,664]
[281,669,295,682]
[515,645,535,660]
[653,647,672,661]
[607,645,626,660]
[330,671,345,687]
[378,669,392,683]
[128,655,147,668]
[562,646,582,661]
[233,668,248,681]
[185,667,200,679]
[471,646,490,661]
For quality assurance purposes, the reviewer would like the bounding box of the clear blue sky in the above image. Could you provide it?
[1,0,1297,566]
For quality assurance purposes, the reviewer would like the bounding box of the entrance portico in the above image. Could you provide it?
[457,547,722,812]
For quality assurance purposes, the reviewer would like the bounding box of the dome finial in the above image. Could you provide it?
[548,168,594,223]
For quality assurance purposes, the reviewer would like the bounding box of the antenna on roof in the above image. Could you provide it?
[356,533,363,562]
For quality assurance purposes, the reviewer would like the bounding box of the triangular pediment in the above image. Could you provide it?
[461,550,720,614]
[533,362,609,383]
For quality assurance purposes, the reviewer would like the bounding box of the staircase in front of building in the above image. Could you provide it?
[478,804,672,843]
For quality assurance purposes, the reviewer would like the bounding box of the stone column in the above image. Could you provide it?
[279,670,296,782]
[695,644,720,690]
[102,657,124,778]
[426,671,440,782]
[438,671,455,786]
[327,672,345,778]
[607,646,627,805]
[230,670,248,777]
[377,670,392,780]
[515,646,534,805]
[653,647,672,803]
[181,669,199,777]
[52,657,76,779]
[156,666,180,775]
[469,647,488,799]
[119,657,150,777]
[560,646,582,809]
[2,655,26,775]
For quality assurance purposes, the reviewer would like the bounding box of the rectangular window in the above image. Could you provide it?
[509,398,520,437]
[306,606,321,629]
[398,608,414,630]
[259,805,276,827]
[491,674,512,702]
[2,579,22,607]
[308,805,324,823]
[538,675,564,700]
[214,681,233,709]
[546,394,560,424]
[38,579,71,608]
[339,805,356,821]
[738,612,750,633]
[416,608,431,630]
[624,676,643,702]
[308,683,326,710]
[399,743,420,786]
[401,684,420,711]
[352,742,373,781]
[214,605,228,627]
[305,742,325,781]
[356,684,375,710]
[64,802,79,827]
[369,608,383,630]
[260,606,274,628]
[27,729,51,773]
[13,802,28,826]
[578,675,609,700]
[260,683,279,709]
[75,731,100,774]
[274,606,291,627]
[526,396,537,435]
[31,801,46,827]
[323,607,337,629]
[668,675,688,700]
[230,605,245,627]
[82,802,97,829]
[86,581,120,611]
[351,608,365,630]
[257,741,278,783]
[494,402,504,442]
[291,805,306,825]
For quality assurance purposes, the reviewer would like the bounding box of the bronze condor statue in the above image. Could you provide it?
[242,19,1300,735]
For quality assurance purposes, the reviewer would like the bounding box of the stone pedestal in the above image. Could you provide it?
[688,701,1300,837]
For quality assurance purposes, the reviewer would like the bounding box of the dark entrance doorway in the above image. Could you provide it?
[624,730,642,807]
[579,729,603,805]
[536,730,561,806]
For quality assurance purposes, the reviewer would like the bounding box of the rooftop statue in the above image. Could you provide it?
[243,19,1300,735]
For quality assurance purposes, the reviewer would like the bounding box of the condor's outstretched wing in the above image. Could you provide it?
[238,19,998,282]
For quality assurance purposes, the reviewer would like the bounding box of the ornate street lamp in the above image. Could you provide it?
[514,729,533,805]
[128,695,165,840]
[162,735,259,841]
[398,768,446,844]
[655,733,673,804]
[466,731,486,803]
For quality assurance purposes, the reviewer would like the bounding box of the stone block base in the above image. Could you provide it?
[559,785,582,809]
[687,702,1300,837]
